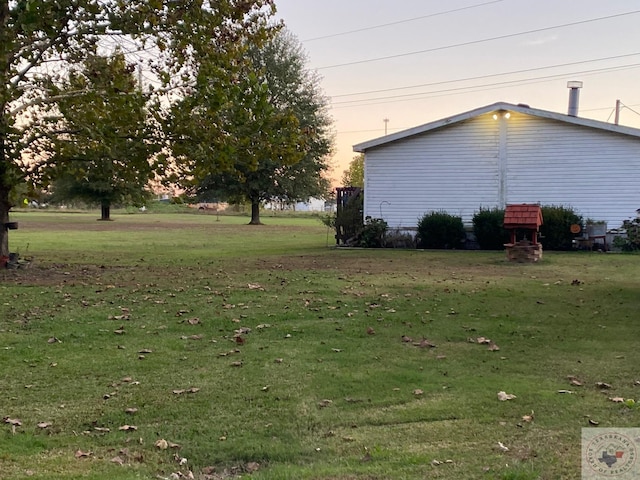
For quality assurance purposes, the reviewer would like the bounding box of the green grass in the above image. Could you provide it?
[0,212,639,479]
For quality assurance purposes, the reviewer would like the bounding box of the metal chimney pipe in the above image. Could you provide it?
[567,81,583,116]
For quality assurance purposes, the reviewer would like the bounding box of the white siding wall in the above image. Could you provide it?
[506,113,640,227]
[364,113,501,228]
[364,111,640,230]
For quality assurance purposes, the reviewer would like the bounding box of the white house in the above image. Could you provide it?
[353,100,640,231]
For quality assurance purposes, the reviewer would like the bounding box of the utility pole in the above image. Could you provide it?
[383,118,389,135]
[614,99,621,125]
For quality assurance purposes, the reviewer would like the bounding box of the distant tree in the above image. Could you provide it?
[341,153,364,187]
[182,30,334,225]
[45,53,160,220]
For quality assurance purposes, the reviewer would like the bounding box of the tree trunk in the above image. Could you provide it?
[249,200,262,225]
[100,201,111,221]
[0,188,9,259]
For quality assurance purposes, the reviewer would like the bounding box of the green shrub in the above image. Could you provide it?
[613,217,640,251]
[472,207,509,250]
[359,217,388,248]
[416,211,466,249]
[540,205,583,250]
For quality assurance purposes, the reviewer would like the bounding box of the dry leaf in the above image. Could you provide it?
[413,389,424,396]
[138,349,152,354]
[332,348,342,353]
[247,283,264,290]
[476,337,491,344]
[4,417,21,426]
[94,427,110,432]
[589,419,600,426]
[497,442,509,452]
[118,425,137,431]
[125,408,138,415]
[497,391,516,401]
[37,422,52,429]
[557,390,574,394]
[488,343,500,351]
[417,338,436,348]
[521,411,534,423]
[366,327,375,335]
[47,337,61,344]
[113,329,125,335]
[245,461,260,473]
[110,456,125,465]
[155,439,168,450]
[274,358,283,363]
[187,318,200,325]
[317,399,333,408]
[609,397,625,403]
[596,382,612,389]
[230,361,243,367]
[401,335,413,343]
[75,450,92,458]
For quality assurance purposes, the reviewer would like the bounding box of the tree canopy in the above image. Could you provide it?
[0,0,278,256]
[341,153,364,188]
[46,52,160,219]
[184,30,334,224]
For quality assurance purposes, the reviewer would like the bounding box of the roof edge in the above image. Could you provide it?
[353,102,640,152]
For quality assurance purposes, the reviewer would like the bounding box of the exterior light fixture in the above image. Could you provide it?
[493,114,499,120]
[493,111,511,120]
[504,112,511,119]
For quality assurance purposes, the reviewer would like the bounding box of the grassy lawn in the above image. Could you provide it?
[1,212,639,479]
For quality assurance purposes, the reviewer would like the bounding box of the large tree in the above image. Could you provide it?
[176,30,334,225]
[46,52,159,220]
[0,0,277,257]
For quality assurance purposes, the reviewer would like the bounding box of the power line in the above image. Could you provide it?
[317,9,640,70]
[302,0,503,42]
[329,63,640,109]
[331,52,640,99]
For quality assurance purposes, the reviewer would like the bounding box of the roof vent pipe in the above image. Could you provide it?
[567,81,583,116]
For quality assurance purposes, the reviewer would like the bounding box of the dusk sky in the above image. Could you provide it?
[275,0,640,183]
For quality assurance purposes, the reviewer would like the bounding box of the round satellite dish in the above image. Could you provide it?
[570,224,581,234]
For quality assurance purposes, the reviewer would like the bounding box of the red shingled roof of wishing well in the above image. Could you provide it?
[503,204,543,229]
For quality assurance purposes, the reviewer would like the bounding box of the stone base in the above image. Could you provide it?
[505,242,543,263]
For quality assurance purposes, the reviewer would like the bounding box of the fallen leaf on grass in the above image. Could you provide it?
[118,425,137,431]
[186,318,201,325]
[110,456,125,465]
[94,427,110,432]
[4,417,22,426]
[476,337,491,344]
[497,391,517,401]
[521,411,534,423]
[173,387,200,395]
[413,389,424,396]
[138,349,153,354]
[247,283,264,291]
[416,338,436,348]
[366,327,375,335]
[155,439,168,450]
[497,442,509,452]
[37,422,52,429]
[401,335,413,343]
[609,397,625,403]
[230,361,243,367]
[317,399,333,408]
[125,408,138,415]
[488,343,500,351]
[588,419,600,426]
[75,450,92,458]
[47,337,61,344]
[274,358,283,363]
[246,462,260,473]
[113,328,125,335]
[596,382,612,389]
[332,348,342,353]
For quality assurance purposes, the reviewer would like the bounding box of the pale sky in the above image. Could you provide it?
[274,0,640,183]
